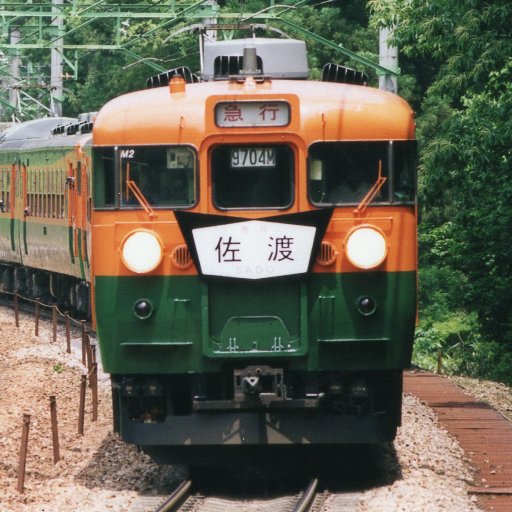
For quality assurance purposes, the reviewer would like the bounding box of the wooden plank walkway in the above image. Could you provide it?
[404,370,512,512]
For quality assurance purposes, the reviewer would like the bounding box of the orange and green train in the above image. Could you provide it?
[1,38,417,465]
[0,116,92,313]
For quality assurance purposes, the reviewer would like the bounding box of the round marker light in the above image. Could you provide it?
[121,230,163,274]
[345,226,388,269]
[357,296,377,316]
[133,298,154,320]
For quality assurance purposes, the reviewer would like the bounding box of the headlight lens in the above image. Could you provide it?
[345,226,388,269]
[121,230,163,274]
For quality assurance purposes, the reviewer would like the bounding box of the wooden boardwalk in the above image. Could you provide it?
[404,370,512,512]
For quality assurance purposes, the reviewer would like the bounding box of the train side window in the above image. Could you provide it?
[77,161,82,194]
[51,170,55,218]
[50,170,55,217]
[46,169,50,218]
[211,145,293,209]
[92,148,115,208]
[0,168,10,212]
[308,142,389,206]
[37,169,42,217]
[41,168,46,217]
[392,141,417,203]
[26,168,32,215]
[60,168,66,218]
[120,146,196,208]
[1,169,4,212]
[93,146,197,209]
[31,169,36,216]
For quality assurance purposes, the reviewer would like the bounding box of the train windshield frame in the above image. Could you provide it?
[92,145,197,209]
[211,144,294,210]
[308,140,416,206]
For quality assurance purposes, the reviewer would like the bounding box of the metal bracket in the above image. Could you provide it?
[193,365,323,411]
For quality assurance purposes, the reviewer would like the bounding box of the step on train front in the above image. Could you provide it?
[91,38,417,464]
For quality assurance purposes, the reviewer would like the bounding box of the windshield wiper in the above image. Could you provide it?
[125,162,155,218]
[354,159,387,214]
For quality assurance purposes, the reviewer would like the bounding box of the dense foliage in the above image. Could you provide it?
[370,0,512,383]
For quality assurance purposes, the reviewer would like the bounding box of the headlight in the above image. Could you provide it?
[121,230,163,274]
[345,226,388,269]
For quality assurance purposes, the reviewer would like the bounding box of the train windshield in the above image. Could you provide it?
[308,141,416,206]
[211,144,293,209]
[92,146,196,209]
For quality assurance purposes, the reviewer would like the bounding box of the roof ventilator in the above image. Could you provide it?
[322,63,368,86]
[52,113,96,136]
[146,67,199,89]
[214,50,264,81]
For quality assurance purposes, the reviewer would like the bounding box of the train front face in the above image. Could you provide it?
[92,77,417,463]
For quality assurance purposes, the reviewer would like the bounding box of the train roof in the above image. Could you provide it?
[94,78,415,146]
[0,117,76,142]
[0,116,93,152]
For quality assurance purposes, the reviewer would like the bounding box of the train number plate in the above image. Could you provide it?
[231,147,276,168]
[216,101,290,127]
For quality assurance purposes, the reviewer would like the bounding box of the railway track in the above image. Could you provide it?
[3,292,511,511]
[128,477,361,512]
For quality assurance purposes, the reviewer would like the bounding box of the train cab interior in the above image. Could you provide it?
[308,141,416,206]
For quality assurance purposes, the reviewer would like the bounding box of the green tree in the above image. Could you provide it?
[61,0,381,113]
[370,0,512,381]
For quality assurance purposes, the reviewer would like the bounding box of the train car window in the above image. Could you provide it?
[47,169,51,218]
[120,146,196,208]
[16,164,22,199]
[92,148,115,208]
[211,145,293,209]
[50,170,55,217]
[93,146,196,209]
[1,169,5,212]
[33,169,37,216]
[308,141,416,206]
[61,168,66,219]
[48,169,52,217]
[38,169,43,217]
[1,168,10,212]
[77,161,82,194]
[308,142,390,206]
[41,169,45,217]
[392,141,417,203]
[26,168,32,215]
[54,169,59,217]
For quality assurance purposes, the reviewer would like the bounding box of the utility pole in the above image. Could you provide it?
[203,0,219,42]
[50,0,64,116]
[0,2,400,119]
[379,27,398,93]
[9,28,21,119]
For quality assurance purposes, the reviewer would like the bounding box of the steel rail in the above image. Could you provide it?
[293,478,318,512]
[154,480,192,512]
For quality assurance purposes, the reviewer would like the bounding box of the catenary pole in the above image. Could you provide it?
[379,26,398,93]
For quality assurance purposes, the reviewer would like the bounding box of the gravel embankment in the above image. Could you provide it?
[0,305,491,511]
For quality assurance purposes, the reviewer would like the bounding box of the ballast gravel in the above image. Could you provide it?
[0,305,489,511]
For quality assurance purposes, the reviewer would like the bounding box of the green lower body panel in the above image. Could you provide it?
[0,216,86,279]
[94,271,416,374]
